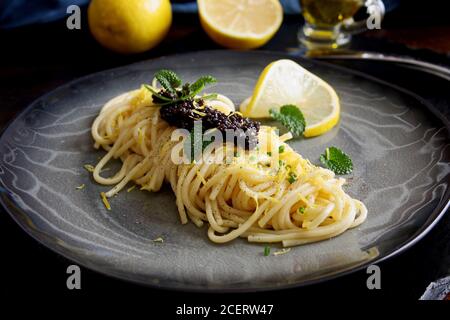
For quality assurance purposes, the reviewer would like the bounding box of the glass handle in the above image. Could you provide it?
[340,0,385,35]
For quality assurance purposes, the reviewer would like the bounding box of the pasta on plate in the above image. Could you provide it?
[91,85,367,247]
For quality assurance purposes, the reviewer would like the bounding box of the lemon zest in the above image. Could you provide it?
[273,248,291,256]
[84,164,95,173]
[152,237,164,243]
[100,192,111,211]
[76,184,85,190]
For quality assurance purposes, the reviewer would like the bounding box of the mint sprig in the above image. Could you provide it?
[319,147,353,175]
[269,105,306,137]
[146,70,217,105]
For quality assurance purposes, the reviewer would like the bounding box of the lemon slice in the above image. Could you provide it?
[197,0,283,49]
[240,59,340,137]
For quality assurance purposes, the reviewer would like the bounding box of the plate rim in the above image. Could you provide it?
[1,50,449,292]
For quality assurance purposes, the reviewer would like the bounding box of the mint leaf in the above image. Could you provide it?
[149,70,218,106]
[188,76,217,98]
[155,69,181,94]
[269,105,306,137]
[320,147,353,175]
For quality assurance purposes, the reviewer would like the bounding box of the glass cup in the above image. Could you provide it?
[299,0,385,49]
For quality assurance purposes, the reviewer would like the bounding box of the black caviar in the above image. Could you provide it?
[154,89,260,149]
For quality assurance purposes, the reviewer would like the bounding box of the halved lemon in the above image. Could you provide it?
[240,59,340,137]
[197,0,283,49]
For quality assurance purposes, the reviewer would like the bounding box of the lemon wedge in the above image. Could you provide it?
[197,0,283,49]
[240,59,340,137]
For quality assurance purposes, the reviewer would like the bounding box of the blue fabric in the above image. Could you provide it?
[0,0,399,29]
[0,0,88,29]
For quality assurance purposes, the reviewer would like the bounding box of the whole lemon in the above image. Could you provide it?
[88,0,172,54]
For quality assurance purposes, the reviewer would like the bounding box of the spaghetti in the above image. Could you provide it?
[91,85,367,247]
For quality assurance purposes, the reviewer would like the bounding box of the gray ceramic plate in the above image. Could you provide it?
[1,51,449,291]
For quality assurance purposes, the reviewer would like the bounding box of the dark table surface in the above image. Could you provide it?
[0,9,449,304]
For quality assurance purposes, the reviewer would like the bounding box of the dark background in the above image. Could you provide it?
[0,0,449,304]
